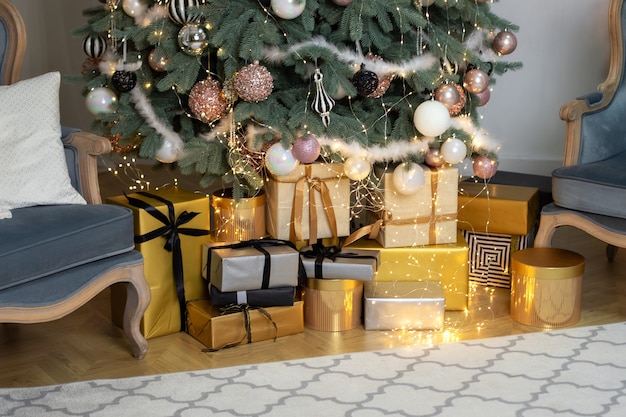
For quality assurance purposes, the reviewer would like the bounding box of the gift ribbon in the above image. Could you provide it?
[207,238,308,287]
[201,303,277,352]
[341,166,456,246]
[290,164,339,243]
[301,240,380,279]
[125,191,209,331]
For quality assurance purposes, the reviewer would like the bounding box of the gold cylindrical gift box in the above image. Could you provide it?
[304,278,363,332]
[212,188,265,242]
[510,248,585,328]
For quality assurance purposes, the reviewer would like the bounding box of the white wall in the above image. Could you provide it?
[12,0,613,176]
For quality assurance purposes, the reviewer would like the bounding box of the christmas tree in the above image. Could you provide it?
[75,0,520,199]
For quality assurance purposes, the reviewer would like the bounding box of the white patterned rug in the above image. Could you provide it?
[2,322,626,417]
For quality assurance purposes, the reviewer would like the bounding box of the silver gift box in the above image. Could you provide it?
[364,281,445,330]
[300,248,379,281]
[209,245,300,292]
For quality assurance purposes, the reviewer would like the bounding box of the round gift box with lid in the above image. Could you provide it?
[211,188,265,242]
[304,278,363,331]
[510,248,585,328]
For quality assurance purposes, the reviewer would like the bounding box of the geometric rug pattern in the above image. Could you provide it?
[2,322,626,416]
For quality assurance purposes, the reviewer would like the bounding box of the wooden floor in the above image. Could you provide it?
[1,165,625,388]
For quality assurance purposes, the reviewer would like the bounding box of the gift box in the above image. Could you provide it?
[300,243,379,280]
[205,239,301,292]
[346,232,469,310]
[209,284,296,307]
[463,229,532,288]
[363,281,445,330]
[457,183,540,236]
[265,162,351,243]
[371,165,458,247]
[303,278,363,331]
[107,187,210,339]
[187,299,304,350]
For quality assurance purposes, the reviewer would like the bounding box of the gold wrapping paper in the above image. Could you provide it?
[187,299,304,349]
[457,183,539,236]
[363,281,445,330]
[265,163,350,243]
[107,187,210,339]
[510,248,584,328]
[303,278,363,331]
[211,188,266,242]
[371,165,458,247]
[346,232,469,310]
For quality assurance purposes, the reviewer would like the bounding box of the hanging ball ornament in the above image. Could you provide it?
[434,83,466,116]
[234,61,274,102]
[265,142,299,176]
[122,0,147,17]
[441,137,468,164]
[178,23,209,56]
[270,0,306,20]
[82,34,107,58]
[148,48,169,72]
[365,52,393,99]
[189,78,228,124]
[169,0,200,25]
[425,147,446,167]
[155,138,184,164]
[463,68,490,94]
[413,100,451,137]
[392,162,426,195]
[473,154,499,179]
[475,87,491,107]
[292,135,321,164]
[344,156,371,181]
[332,0,353,5]
[111,70,137,92]
[352,64,379,96]
[493,31,518,56]
[86,87,118,116]
[82,57,102,76]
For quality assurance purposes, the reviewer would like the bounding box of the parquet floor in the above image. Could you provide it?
[1,166,625,388]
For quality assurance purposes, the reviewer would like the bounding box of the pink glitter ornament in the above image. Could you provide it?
[473,154,499,179]
[234,61,274,102]
[189,78,228,124]
[292,135,321,163]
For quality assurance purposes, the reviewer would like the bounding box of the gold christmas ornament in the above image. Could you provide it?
[234,61,274,102]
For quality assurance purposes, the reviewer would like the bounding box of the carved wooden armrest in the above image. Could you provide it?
[64,131,111,205]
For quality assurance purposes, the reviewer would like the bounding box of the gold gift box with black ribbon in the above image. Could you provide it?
[457,183,540,236]
[265,162,350,244]
[107,187,210,339]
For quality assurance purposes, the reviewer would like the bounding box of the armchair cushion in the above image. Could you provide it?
[0,204,135,291]
[0,72,85,220]
[552,150,626,219]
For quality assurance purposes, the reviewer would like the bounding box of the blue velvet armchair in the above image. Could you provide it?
[535,0,626,258]
[0,0,150,359]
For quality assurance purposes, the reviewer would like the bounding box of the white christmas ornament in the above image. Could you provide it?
[156,138,184,163]
[441,137,467,164]
[392,162,425,195]
[122,0,147,17]
[413,100,451,137]
[344,156,371,181]
[271,0,306,20]
[265,142,299,176]
[86,87,118,115]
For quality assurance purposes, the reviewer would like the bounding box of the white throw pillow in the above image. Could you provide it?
[0,72,86,219]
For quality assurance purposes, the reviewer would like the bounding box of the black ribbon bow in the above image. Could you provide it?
[301,239,379,279]
[125,191,209,331]
[202,303,277,352]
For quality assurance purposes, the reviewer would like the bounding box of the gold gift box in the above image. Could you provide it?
[107,187,210,339]
[457,183,539,236]
[265,162,351,243]
[187,299,304,350]
[346,232,469,310]
[371,165,458,247]
[303,278,363,331]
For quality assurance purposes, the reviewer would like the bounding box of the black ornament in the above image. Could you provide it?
[352,64,379,96]
[111,70,137,92]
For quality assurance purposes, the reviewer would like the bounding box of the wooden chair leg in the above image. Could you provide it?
[534,213,557,248]
[122,263,151,360]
